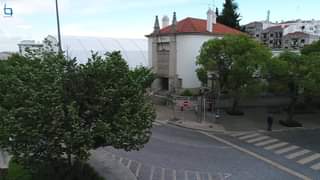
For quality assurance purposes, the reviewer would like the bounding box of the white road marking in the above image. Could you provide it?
[286,149,311,160]
[184,171,189,180]
[196,171,201,180]
[224,173,232,179]
[275,145,299,155]
[264,142,289,150]
[246,136,269,143]
[238,133,260,140]
[310,162,320,170]
[119,157,123,164]
[297,153,320,165]
[126,160,132,168]
[135,163,142,177]
[255,139,279,146]
[231,132,251,137]
[150,166,155,180]
[161,168,165,180]
[172,170,177,180]
[201,132,312,180]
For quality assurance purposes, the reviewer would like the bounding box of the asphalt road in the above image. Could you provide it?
[105,124,302,180]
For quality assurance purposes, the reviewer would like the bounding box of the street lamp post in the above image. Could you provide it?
[55,0,62,53]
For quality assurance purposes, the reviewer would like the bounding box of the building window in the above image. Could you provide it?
[270,33,274,37]
[256,34,260,38]
[269,40,273,44]
[301,39,305,43]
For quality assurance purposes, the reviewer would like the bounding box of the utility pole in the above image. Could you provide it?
[55,0,62,53]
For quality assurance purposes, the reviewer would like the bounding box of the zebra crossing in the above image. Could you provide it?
[230,132,320,172]
[110,153,232,180]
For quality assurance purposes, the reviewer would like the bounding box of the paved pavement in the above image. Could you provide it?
[155,105,320,133]
[105,123,301,180]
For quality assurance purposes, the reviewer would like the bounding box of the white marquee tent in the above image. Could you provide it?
[62,36,148,68]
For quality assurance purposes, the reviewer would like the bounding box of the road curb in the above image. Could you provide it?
[167,121,227,134]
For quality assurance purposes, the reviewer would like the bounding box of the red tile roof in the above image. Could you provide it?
[149,17,244,36]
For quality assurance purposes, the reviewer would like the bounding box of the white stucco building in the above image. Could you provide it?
[146,9,242,93]
[0,51,13,60]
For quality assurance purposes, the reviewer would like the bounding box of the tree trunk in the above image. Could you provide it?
[286,96,297,122]
[67,149,72,167]
[232,96,239,113]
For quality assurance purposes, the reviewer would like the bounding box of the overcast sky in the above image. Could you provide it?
[0,0,319,51]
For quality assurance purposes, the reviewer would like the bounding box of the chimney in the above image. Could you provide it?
[172,12,177,32]
[162,15,170,28]
[207,8,214,32]
[153,15,160,33]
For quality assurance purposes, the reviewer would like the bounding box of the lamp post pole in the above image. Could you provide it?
[55,0,62,53]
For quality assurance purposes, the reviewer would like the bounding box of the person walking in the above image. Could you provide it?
[267,113,274,131]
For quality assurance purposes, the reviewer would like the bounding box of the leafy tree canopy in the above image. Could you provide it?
[217,0,241,30]
[197,35,271,112]
[266,51,320,122]
[0,50,155,173]
[301,40,320,56]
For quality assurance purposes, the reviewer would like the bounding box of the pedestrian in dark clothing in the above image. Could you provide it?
[267,113,274,131]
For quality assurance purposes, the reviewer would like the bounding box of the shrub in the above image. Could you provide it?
[6,160,104,180]
[180,89,193,97]
[6,161,32,180]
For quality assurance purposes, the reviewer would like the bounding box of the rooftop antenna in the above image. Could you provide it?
[267,10,270,23]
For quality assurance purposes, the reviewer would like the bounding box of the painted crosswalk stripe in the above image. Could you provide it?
[231,132,251,137]
[126,160,132,168]
[150,166,155,180]
[172,170,177,180]
[246,136,269,143]
[161,168,165,180]
[255,139,279,147]
[185,171,189,180]
[239,133,260,140]
[275,145,299,155]
[135,163,141,177]
[196,172,201,180]
[208,173,213,180]
[286,149,311,160]
[311,162,320,170]
[297,153,320,165]
[264,142,288,150]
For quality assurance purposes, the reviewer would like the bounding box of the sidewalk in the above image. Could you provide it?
[89,148,137,180]
[155,104,320,133]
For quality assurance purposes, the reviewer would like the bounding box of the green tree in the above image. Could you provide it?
[301,40,320,56]
[0,50,155,175]
[197,35,271,114]
[267,51,320,124]
[218,0,241,30]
